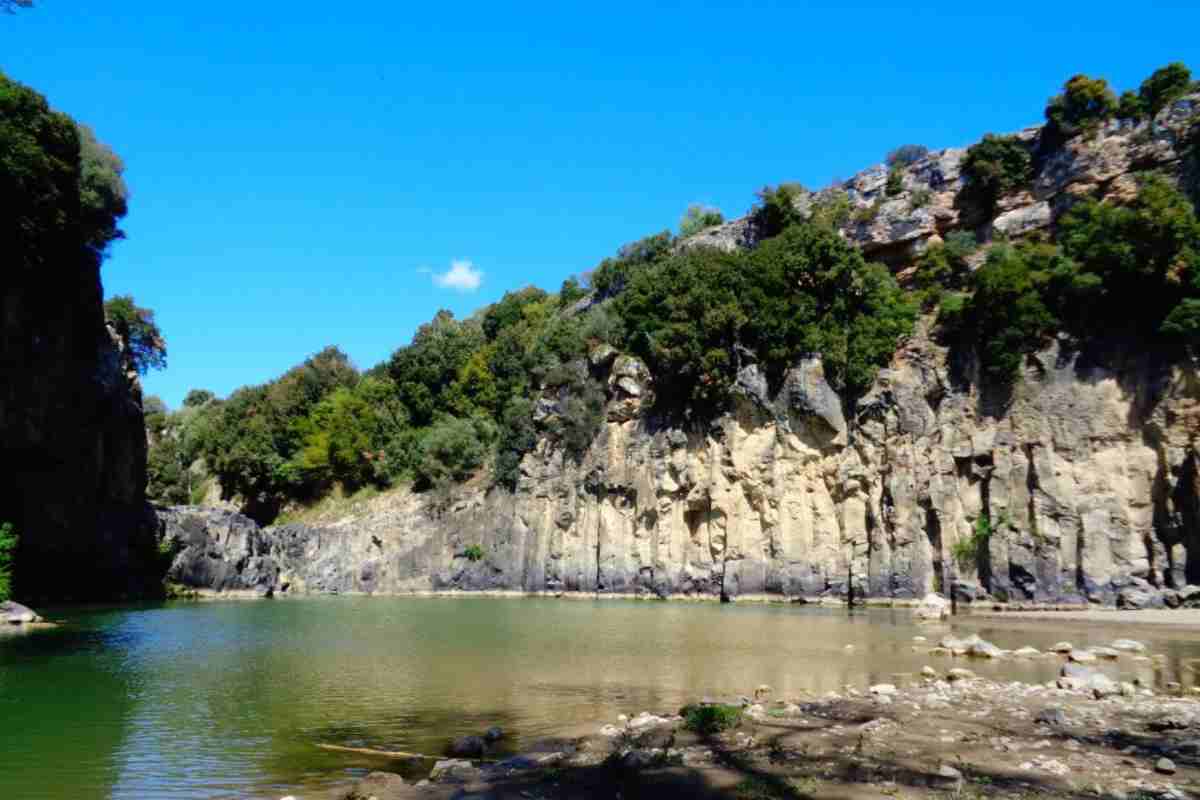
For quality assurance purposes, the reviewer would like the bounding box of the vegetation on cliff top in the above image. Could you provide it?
[0,522,17,603]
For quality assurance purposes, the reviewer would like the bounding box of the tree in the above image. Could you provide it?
[1117,90,1145,122]
[886,144,929,167]
[679,203,724,237]
[751,183,806,238]
[961,134,1033,215]
[104,295,167,374]
[184,389,216,407]
[1044,74,1117,141]
[78,124,129,255]
[2,1,33,13]
[1139,62,1193,117]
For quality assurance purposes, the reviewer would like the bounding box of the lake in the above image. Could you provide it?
[2,597,1199,799]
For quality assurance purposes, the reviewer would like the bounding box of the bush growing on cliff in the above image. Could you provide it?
[961,134,1033,215]
[679,203,724,237]
[616,221,914,411]
[104,295,168,374]
[751,182,806,238]
[588,231,674,297]
[1044,73,1117,142]
[886,144,929,167]
[1139,62,1193,117]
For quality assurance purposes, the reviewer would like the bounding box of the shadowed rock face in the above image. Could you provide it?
[159,324,1200,606]
[0,244,157,601]
[161,95,1200,607]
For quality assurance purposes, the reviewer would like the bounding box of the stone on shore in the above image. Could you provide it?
[915,593,950,621]
[1068,650,1097,663]
[946,668,975,682]
[1,601,41,625]
[1050,641,1074,653]
[430,759,482,783]
[1156,757,1177,775]
[1013,646,1041,657]
[1110,639,1145,653]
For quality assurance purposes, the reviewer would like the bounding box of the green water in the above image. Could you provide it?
[2,597,1199,800]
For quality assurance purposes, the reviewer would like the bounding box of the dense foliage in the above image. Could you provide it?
[0,522,16,602]
[960,134,1033,215]
[1139,62,1193,117]
[104,295,167,374]
[1044,73,1117,142]
[681,703,743,735]
[886,144,929,167]
[616,222,915,410]
[751,182,806,238]
[937,175,1200,379]
[2,71,127,273]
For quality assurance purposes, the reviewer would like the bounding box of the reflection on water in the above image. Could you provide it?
[1,597,1198,799]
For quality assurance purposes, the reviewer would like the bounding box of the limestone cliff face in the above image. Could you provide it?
[161,94,1200,606]
[1,252,156,601]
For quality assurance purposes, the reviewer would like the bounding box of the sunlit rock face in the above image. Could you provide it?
[160,323,1200,606]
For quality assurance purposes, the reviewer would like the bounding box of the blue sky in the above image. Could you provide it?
[2,1,1197,408]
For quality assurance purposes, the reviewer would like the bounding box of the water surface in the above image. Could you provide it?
[2,597,1198,799]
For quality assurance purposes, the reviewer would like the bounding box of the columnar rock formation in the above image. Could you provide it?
[161,94,1200,606]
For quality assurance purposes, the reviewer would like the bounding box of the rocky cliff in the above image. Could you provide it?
[160,94,1200,607]
[1,249,157,601]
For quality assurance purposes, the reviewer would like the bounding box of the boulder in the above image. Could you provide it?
[484,726,505,743]
[1117,588,1161,609]
[869,683,897,695]
[429,759,482,783]
[1156,758,1177,775]
[350,771,406,799]
[1,601,41,625]
[915,593,950,621]
[448,735,487,758]
[967,639,1003,658]
[946,668,976,682]
[1089,674,1121,699]
[1049,641,1074,653]
[1109,639,1145,653]
[1090,646,1120,660]
[1068,650,1097,664]
[1035,707,1067,726]
[1013,646,1041,658]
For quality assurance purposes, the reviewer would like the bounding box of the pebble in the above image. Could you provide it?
[1156,757,1177,774]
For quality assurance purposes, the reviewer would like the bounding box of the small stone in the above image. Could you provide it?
[869,683,897,695]
[937,764,963,780]
[922,666,937,678]
[913,636,927,642]
[1035,707,1067,726]
[448,735,487,758]
[484,726,505,742]
[946,668,976,682]
[1156,757,1176,775]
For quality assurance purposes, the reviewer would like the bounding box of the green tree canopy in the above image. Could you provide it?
[104,295,167,374]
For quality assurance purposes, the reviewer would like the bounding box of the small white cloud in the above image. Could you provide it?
[431,259,483,292]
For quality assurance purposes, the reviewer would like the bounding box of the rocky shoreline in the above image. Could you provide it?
[307,637,1200,800]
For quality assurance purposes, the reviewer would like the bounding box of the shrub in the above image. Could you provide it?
[493,397,537,490]
[104,295,168,374]
[558,277,587,309]
[809,189,851,230]
[852,198,882,224]
[0,522,16,602]
[885,165,904,197]
[752,182,806,238]
[589,231,674,297]
[952,514,1004,571]
[1139,62,1193,117]
[462,544,484,562]
[961,134,1033,215]
[886,144,929,167]
[909,187,933,210]
[679,203,724,237]
[681,703,743,735]
[911,234,975,309]
[412,415,496,489]
[1044,73,1117,141]
[1117,90,1146,122]
[183,389,216,407]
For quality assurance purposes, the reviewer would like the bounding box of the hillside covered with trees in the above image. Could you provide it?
[145,62,1200,526]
